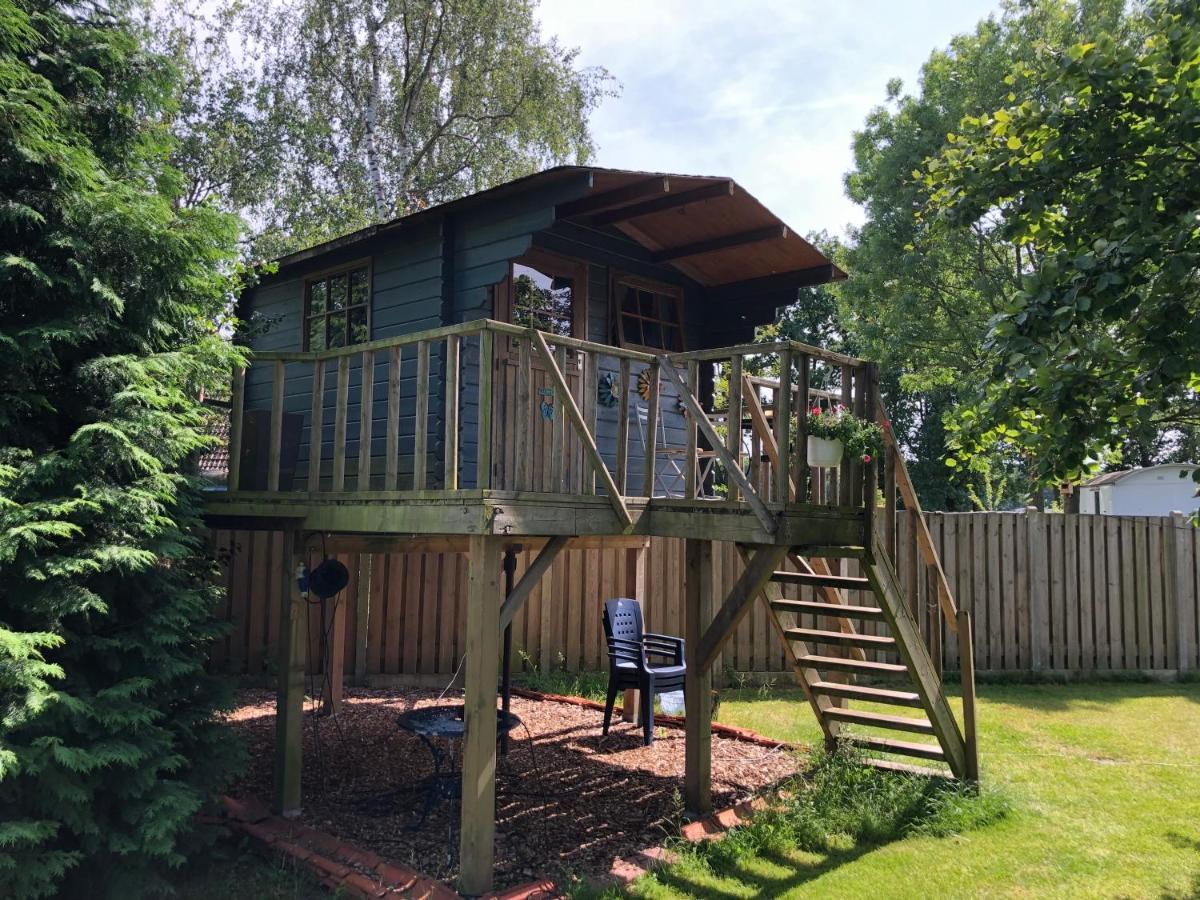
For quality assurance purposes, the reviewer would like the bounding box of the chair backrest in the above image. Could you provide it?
[603,598,644,666]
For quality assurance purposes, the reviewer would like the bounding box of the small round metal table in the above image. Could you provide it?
[395,705,521,840]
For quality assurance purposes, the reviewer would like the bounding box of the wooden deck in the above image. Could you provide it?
[205,320,979,895]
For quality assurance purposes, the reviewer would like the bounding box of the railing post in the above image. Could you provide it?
[839,364,852,506]
[957,607,979,782]
[775,349,793,503]
[357,349,374,491]
[444,335,460,491]
[332,355,350,491]
[268,359,285,492]
[642,362,660,498]
[862,363,878,547]
[513,335,531,492]
[228,364,246,491]
[385,346,401,490]
[413,339,430,490]
[584,350,599,495]
[307,359,325,492]
[616,357,631,495]
[796,353,809,503]
[476,327,494,490]
[726,355,742,503]
[685,360,699,500]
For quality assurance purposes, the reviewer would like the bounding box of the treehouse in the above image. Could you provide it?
[205,166,977,895]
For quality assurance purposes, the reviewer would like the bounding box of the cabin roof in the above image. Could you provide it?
[268,166,845,289]
[1083,463,1198,487]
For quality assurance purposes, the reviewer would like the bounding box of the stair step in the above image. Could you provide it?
[772,599,885,621]
[793,545,866,560]
[771,570,871,591]
[863,758,955,780]
[824,708,935,735]
[786,628,896,650]
[798,654,909,676]
[843,734,946,762]
[810,681,923,708]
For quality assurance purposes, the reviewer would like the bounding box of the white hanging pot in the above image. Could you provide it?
[807,436,844,467]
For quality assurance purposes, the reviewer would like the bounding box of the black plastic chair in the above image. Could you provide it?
[602,598,686,746]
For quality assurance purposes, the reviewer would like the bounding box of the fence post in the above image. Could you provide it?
[1027,511,1050,672]
[1169,511,1194,674]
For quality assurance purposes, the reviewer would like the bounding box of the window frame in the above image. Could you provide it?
[301,257,373,351]
[610,271,687,353]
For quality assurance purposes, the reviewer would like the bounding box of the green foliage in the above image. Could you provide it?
[156,0,615,257]
[926,0,1200,487]
[0,2,244,896]
[835,0,1128,509]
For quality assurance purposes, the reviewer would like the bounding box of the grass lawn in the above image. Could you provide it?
[619,680,1200,900]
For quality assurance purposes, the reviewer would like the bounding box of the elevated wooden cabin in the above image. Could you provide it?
[206,167,977,895]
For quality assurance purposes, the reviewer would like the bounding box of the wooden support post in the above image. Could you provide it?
[320,591,346,714]
[684,538,714,817]
[623,543,647,723]
[460,534,502,896]
[274,528,305,816]
[957,608,979,782]
[584,351,599,495]
[354,555,372,683]
[1027,511,1050,671]
[444,335,460,490]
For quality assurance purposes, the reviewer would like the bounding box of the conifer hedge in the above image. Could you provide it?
[0,2,244,895]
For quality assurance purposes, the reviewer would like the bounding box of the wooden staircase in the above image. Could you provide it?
[758,539,976,780]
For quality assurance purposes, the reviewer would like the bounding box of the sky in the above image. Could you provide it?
[536,0,1005,239]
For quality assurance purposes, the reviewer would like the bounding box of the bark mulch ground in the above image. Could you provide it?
[226,688,799,890]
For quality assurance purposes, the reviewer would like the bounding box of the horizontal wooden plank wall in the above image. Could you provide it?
[210,513,1199,680]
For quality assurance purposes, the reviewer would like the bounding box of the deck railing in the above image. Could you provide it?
[221,319,878,524]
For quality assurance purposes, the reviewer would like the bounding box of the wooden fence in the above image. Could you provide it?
[211,512,1199,681]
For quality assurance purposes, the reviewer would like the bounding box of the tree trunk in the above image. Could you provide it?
[363,23,387,222]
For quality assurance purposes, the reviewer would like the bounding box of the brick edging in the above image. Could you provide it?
[508,687,797,750]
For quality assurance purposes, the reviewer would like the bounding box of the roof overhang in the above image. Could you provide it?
[263,166,846,296]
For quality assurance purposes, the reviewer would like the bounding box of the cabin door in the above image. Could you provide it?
[493,249,589,492]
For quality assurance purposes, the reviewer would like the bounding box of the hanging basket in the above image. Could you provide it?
[807,435,844,467]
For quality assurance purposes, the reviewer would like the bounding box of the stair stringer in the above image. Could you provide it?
[862,534,968,779]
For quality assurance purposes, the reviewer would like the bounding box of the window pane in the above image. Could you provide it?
[658,293,678,322]
[622,286,639,313]
[308,316,326,351]
[349,268,368,306]
[329,274,348,311]
[349,306,368,344]
[661,325,680,351]
[642,320,662,349]
[513,263,574,337]
[622,314,642,346]
[638,290,655,317]
[326,311,347,349]
[309,280,327,315]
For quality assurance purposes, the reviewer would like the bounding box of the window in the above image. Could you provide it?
[304,263,370,350]
[614,276,684,352]
[497,250,586,352]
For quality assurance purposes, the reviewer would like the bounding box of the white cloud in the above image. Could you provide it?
[537,0,1004,238]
